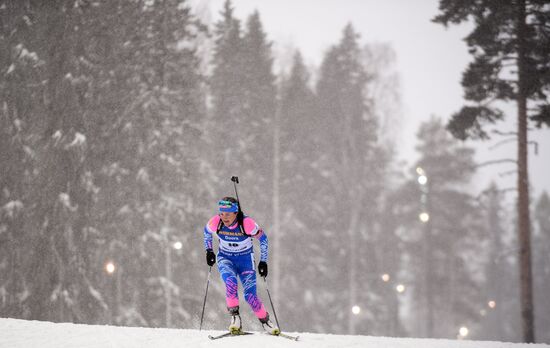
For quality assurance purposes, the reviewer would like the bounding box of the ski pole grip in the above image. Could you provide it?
[231,176,239,184]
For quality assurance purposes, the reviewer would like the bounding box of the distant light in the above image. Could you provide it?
[488,300,496,309]
[459,326,469,338]
[173,241,183,250]
[381,274,390,282]
[396,284,406,293]
[419,212,430,222]
[416,167,425,176]
[352,306,361,315]
[105,262,116,274]
[418,175,428,185]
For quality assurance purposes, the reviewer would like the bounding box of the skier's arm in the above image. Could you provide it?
[243,217,268,262]
[204,227,213,250]
[256,231,269,277]
[204,215,220,251]
[257,231,268,263]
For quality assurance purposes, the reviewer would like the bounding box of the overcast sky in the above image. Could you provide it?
[199,0,550,199]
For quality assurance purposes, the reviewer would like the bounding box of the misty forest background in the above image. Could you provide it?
[1,0,549,343]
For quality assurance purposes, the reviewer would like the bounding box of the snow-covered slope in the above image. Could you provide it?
[1,318,548,348]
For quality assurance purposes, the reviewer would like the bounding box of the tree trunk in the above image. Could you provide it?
[516,0,535,342]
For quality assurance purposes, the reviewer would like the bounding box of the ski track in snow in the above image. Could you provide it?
[1,318,549,348]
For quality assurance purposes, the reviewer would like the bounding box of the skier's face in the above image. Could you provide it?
[220,212,237,226]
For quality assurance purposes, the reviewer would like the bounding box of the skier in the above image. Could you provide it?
[203,197,280,335]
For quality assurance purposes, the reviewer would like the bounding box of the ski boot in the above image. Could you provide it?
[259,313,280,335]
[228,306,242,334]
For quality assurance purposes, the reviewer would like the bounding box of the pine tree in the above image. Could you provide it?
[477,183,522,341]
[209,0,245,177]
[0,0,47,319]
[0,0,207,326]
[358,42,405,337]
[434,2,550,341]
[239,10,276,223]
[209,3,276,205]
[0,0,110,322]
[400,117,483,338]
[276,51,320,331]
[95,0,206,327]
[315,23,383,334]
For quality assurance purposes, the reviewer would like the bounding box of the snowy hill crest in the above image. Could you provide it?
[1,318,549,348]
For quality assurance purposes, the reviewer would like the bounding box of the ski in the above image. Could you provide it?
[266,332,300,341]
[208,331,298,341]
[208,331,254,340]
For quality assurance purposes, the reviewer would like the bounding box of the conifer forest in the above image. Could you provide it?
[0,0,549,343]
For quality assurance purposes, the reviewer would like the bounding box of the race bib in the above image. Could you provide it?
[219,238,253,253]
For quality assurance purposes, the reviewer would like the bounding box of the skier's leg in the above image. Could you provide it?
[218,254,242,332]
[237,254,279,334]
[217,254,239,310]
[237,254,267,320]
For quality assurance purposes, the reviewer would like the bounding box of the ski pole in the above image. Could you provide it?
[199,266,212,331]
[231,176,241,210]
[263,277,281,331]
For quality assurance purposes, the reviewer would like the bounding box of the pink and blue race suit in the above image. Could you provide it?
[203,215,269,319]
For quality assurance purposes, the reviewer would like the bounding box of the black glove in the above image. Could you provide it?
[206,249,216,266]
[258,261,268,278]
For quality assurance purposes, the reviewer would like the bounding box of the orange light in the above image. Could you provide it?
[105,262,116,274]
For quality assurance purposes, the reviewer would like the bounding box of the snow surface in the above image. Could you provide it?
[1,318,549,348]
